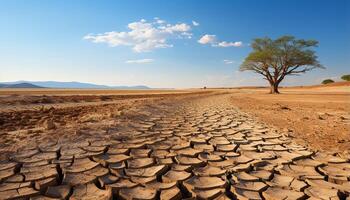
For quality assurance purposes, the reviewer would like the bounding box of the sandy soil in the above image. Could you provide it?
[0,83,349,156]
[0,89,205,110]
[0,89,216,156]
[0,88,349,199]
[229,82,350,153]
[0,90,350,200]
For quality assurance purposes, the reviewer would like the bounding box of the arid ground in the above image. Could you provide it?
[229,82,350,154]
[0,84,349,199]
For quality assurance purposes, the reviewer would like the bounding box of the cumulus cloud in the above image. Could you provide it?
[84,18,192,52]
[198,34,217,44]
[154,17,166,24]
[192,20,199,26]
[163,23,191,33]
[218,41,242,47]
[198,34,242,47]
[125,59,154,64]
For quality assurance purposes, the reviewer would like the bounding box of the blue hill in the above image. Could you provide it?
[1,81,150,89]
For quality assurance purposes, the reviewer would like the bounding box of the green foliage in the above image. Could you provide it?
[341,74,350,81]
[240,35,324,93]
[322,79,334,84]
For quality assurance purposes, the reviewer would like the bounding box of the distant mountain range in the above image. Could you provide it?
[0,82,44,88]
[0,81,150,89]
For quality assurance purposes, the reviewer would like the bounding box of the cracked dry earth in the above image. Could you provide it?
[0,93,350,200]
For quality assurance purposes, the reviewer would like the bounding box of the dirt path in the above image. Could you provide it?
[0,93,349,199]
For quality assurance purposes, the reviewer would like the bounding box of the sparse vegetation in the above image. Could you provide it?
[322,79,335,84]
[341,74,350,81]
[240,35,324,94]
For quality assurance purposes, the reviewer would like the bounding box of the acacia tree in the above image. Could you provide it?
[240,36,324,94]
[341,74,350,81]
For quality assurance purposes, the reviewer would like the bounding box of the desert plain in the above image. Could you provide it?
[0,82,349,199]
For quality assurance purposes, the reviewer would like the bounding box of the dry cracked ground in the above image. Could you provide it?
[0,92,349,199]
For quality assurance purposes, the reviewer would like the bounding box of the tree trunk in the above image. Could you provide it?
[270,82,280,94]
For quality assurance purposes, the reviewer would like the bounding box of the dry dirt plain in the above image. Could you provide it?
[229,82,350,154]
[0,85,349,199]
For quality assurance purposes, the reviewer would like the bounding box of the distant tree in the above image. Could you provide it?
[240,35,324,94]
[322,79,334,84]
[341,74,350,81]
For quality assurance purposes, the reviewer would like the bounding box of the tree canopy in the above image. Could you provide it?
[341,74,350,81]
[322,79,334,84]
[240,35,324,93]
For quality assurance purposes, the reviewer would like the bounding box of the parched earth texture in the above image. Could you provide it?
[0,93,349,200]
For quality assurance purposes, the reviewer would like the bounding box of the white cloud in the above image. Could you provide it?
[223,59,234,64]
[125,59,154,64]
[192,20,199,26]
[198,34,242,47]
[84,18,193,52]
[154,17,166,24]
[163,23,191,33]
[198,34,217,44]
[218,41,242,47]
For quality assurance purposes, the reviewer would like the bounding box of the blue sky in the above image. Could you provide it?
[0,0,349,88]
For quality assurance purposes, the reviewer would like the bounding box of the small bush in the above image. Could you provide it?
[341,74,350,81]
[322,79,335,84]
